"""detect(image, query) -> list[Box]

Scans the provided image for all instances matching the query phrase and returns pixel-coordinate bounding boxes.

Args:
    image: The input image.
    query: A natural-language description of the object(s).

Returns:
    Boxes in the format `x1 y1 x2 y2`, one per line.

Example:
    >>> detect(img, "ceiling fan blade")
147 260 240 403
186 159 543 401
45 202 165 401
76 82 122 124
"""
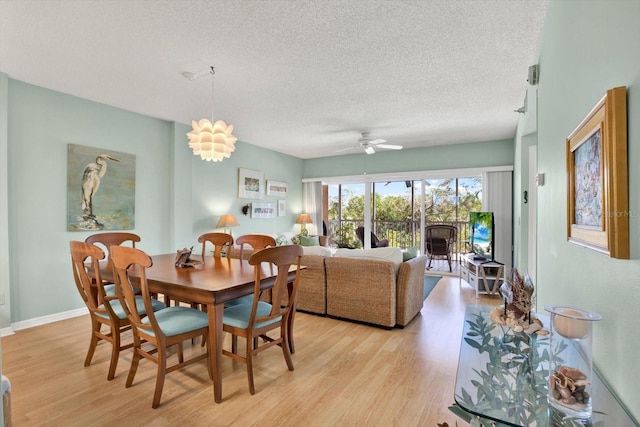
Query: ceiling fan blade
364 146 376 155
368 138 387 145
376 144 403 150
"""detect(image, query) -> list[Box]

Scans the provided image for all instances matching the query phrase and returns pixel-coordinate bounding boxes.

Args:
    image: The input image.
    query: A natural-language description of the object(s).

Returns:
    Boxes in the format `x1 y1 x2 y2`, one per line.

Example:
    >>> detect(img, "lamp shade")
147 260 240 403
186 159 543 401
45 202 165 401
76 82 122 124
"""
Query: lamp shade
216 214 240 228
296 214 312 225
187 119 237 162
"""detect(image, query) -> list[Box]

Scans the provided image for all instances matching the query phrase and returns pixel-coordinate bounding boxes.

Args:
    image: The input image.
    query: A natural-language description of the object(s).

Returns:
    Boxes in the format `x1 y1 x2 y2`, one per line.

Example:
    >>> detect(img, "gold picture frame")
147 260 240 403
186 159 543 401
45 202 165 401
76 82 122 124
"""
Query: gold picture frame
566 86 628 258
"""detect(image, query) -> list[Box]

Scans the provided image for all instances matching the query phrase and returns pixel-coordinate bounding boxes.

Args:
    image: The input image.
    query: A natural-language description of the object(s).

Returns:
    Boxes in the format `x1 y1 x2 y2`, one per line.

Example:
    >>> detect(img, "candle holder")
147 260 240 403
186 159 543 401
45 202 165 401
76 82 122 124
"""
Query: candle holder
545 305 602 418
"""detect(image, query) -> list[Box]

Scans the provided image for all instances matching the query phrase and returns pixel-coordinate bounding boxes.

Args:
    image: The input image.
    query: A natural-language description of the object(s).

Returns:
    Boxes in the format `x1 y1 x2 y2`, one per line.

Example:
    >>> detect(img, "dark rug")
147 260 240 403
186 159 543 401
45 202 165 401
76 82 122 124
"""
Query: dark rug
423 275 442 300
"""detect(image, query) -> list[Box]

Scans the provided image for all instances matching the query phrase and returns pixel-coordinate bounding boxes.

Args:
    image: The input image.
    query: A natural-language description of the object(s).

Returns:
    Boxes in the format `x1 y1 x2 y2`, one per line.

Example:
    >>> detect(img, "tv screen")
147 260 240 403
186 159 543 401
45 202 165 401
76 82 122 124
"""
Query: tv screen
469 211 494 260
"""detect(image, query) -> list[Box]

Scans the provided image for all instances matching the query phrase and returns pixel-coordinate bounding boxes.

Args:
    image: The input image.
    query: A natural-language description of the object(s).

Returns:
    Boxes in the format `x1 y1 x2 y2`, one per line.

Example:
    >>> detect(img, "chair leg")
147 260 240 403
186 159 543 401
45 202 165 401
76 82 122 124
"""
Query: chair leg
231 335 238 354
107 326 120 380
126 346 142 388
282 324 295 371
246 338 255 395
177 342 184 364
287 309 296 354
152 347 167 409
85 319 101 367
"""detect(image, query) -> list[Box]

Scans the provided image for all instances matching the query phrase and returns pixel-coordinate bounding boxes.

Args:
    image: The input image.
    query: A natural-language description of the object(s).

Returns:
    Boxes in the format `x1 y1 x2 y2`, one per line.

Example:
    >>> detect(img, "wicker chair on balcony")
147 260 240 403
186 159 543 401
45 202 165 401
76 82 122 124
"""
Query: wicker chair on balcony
356 226 389 248
425 224 457 272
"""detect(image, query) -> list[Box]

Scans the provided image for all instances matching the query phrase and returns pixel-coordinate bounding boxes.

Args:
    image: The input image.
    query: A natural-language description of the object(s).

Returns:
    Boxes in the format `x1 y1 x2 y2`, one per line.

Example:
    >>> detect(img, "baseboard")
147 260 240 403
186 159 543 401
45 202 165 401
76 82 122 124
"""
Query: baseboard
0 307 88 337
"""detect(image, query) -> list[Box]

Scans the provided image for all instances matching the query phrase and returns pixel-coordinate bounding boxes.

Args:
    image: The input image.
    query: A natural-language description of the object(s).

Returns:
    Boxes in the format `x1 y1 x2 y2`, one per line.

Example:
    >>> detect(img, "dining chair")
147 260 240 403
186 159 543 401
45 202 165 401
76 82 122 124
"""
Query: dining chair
222 244 303 395
198 232 233 259
85 232 141 296
226 234 278 308
109 245 210 409
70 241 165 381
235 234 276 260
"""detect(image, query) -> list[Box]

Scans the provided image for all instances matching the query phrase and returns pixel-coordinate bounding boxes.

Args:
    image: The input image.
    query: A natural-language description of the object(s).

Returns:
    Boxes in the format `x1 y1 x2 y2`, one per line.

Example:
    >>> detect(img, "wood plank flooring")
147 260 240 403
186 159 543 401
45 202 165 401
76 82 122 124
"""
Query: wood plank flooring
1 277 501 427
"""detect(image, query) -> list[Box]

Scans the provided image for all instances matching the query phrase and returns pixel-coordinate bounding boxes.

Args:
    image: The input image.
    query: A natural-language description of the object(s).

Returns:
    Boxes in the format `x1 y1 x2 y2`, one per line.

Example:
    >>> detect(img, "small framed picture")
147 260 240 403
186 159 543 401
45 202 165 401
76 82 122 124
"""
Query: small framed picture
238 168 264 199
266 180 287 197
251 202 276 219
278 199 286 216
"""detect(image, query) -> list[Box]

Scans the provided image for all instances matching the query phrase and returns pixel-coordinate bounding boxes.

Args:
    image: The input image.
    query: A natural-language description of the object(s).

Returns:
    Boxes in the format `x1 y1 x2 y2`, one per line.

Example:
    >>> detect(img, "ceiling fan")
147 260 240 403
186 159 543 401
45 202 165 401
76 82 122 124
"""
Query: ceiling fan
337 132 403 155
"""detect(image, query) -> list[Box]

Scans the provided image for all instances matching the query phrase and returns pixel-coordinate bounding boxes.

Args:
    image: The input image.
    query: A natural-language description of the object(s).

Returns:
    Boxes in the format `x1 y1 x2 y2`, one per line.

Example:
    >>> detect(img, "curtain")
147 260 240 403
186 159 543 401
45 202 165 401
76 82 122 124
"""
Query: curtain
303 181 322 236
482 171 513 277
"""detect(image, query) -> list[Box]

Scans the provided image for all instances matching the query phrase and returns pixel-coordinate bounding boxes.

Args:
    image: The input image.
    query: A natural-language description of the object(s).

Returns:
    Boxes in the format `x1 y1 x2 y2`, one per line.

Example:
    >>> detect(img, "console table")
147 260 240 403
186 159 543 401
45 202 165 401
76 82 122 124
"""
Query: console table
454 304 637 426
459 253 505 297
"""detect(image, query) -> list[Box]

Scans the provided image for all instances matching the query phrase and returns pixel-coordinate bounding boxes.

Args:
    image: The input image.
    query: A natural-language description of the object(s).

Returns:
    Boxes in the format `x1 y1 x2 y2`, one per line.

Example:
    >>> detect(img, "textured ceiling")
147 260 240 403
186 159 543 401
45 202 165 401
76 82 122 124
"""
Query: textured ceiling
0 0 548 159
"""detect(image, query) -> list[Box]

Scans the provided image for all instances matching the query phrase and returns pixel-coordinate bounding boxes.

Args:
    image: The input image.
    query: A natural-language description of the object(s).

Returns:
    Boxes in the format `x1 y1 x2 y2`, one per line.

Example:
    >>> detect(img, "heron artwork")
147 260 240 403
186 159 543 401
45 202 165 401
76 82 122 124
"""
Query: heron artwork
82 154 120 218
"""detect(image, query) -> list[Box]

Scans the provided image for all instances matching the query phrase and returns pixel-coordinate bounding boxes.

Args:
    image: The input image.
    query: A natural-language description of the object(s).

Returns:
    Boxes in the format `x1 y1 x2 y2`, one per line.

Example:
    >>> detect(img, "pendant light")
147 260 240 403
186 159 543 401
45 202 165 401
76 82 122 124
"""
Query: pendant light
186 66 237 162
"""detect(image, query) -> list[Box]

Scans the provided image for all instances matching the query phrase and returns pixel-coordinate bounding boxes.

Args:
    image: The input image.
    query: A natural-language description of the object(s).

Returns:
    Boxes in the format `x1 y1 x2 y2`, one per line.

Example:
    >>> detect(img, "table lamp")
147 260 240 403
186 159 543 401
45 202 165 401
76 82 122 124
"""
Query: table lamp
216 214 239 236
296 213 312 235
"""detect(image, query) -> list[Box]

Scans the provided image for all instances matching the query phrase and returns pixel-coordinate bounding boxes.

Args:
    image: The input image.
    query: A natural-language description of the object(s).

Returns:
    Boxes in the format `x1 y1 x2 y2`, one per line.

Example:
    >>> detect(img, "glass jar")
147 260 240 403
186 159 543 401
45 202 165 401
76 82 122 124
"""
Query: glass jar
545 305 602 419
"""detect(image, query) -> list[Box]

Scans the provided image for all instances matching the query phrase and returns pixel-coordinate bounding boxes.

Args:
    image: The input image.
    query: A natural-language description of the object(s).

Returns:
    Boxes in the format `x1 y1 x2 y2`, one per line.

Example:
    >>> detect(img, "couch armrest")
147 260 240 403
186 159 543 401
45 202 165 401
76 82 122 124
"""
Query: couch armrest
396 255 428 326
295 255 327 314
325 257 396 328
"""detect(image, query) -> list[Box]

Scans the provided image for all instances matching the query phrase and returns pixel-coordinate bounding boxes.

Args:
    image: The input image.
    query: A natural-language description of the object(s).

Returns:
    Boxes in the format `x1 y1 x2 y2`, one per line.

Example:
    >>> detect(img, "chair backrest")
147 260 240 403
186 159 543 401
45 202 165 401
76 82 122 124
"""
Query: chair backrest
198 232 233 259
236 234 276 260
110 245 156 338
248 245 303 326
85 232 141 257
70 240 106 313
425 225 457 253
356 226 385 248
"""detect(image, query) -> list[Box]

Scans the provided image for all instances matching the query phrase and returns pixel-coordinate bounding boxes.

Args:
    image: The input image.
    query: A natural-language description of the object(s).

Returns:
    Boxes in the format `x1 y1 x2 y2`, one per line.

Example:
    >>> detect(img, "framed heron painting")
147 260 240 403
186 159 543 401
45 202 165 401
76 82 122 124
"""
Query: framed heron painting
67 144 136 231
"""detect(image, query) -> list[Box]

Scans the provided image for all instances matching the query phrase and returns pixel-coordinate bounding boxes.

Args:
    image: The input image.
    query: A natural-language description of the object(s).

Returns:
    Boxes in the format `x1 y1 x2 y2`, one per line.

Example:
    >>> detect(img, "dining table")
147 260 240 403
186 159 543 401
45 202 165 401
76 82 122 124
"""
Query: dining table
95 252 298 403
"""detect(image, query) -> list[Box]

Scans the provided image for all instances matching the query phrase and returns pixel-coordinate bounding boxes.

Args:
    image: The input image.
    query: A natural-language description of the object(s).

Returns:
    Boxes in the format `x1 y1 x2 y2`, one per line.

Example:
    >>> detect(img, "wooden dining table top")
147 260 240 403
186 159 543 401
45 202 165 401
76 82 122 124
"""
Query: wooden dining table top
97 253 287 305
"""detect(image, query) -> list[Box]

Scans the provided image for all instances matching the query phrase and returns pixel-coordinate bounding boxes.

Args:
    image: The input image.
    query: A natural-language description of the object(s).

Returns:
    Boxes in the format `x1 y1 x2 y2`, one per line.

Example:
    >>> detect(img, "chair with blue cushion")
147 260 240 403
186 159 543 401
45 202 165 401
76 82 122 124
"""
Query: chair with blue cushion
70 241 165 381
85 232 141 296
110 245 210 409
222 244 303 395
227 234 277 308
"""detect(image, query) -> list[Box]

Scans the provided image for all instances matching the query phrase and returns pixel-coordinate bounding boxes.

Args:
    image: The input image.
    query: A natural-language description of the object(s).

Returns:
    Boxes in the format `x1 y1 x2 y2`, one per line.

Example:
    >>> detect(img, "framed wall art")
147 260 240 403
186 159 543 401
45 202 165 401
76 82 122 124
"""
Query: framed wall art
251 202 276 219
67 144 136 231
566 86 628 259
278 199 286 217
238 168 264 199
266 180 288 197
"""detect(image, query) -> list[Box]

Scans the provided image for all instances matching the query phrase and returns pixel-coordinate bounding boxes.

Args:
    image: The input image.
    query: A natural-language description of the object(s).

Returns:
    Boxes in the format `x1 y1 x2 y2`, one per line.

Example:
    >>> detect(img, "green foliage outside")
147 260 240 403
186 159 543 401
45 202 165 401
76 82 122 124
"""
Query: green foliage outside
328 178 482 248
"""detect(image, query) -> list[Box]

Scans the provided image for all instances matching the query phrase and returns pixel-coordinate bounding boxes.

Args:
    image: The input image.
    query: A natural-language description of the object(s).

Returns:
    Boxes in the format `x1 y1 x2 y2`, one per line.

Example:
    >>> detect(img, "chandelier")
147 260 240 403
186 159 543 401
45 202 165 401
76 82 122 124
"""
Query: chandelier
185 67 237 162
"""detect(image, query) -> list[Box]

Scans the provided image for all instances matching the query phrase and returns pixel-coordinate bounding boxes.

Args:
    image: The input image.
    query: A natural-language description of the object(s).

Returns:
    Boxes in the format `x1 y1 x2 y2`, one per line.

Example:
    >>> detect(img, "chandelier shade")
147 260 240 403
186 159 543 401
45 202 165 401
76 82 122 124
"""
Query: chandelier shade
185 66 237 162
187 119 237 162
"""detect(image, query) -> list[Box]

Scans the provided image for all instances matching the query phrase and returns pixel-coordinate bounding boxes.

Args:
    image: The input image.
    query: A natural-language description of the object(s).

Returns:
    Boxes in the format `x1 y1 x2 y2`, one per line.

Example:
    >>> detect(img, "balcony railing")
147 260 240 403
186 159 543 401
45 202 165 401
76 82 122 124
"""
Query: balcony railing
328 219 471 258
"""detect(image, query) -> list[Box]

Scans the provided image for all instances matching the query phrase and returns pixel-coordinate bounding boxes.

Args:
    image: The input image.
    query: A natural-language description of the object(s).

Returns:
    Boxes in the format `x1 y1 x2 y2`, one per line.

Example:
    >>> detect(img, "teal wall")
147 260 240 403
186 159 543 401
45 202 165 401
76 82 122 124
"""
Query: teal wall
0 77 303 325
302 139 514 179
534 0 640 418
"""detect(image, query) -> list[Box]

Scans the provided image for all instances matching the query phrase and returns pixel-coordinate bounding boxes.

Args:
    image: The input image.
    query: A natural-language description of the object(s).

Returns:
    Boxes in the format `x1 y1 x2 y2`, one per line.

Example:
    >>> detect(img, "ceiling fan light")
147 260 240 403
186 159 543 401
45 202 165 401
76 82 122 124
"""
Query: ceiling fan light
364 146 375 155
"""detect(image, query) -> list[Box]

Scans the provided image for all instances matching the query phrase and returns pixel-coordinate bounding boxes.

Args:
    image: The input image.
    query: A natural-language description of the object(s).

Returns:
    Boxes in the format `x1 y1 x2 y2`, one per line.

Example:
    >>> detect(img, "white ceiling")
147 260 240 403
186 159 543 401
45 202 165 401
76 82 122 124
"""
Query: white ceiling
0 0 548 159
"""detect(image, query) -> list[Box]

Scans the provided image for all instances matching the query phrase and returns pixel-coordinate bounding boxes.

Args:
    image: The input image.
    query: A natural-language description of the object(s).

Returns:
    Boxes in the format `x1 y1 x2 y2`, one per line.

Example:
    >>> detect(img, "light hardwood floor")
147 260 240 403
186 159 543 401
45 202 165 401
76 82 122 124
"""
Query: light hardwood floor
2 277 500 427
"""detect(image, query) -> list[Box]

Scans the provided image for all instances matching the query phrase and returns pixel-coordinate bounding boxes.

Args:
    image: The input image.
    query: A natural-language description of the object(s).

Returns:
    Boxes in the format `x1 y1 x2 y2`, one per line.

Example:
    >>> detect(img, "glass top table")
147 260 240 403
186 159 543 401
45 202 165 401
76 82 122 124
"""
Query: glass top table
454 304 637 426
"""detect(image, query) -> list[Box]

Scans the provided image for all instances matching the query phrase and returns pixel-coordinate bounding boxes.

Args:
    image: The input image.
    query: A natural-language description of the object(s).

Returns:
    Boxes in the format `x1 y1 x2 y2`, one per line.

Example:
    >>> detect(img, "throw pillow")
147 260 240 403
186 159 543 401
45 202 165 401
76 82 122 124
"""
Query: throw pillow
299 235 320 246
275 233 293 246
402 247 419 262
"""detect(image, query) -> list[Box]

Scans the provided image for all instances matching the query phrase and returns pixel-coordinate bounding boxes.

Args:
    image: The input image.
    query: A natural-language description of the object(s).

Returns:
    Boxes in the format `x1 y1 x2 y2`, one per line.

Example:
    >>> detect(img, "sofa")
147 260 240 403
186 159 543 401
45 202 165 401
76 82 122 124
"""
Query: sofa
227 236 428 328
288 247 427 328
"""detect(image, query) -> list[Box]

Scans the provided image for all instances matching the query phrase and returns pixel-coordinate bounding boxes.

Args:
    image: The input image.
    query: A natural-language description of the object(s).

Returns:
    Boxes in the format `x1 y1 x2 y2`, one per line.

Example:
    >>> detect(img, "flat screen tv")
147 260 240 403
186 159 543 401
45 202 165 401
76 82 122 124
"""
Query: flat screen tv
469 211 494 261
